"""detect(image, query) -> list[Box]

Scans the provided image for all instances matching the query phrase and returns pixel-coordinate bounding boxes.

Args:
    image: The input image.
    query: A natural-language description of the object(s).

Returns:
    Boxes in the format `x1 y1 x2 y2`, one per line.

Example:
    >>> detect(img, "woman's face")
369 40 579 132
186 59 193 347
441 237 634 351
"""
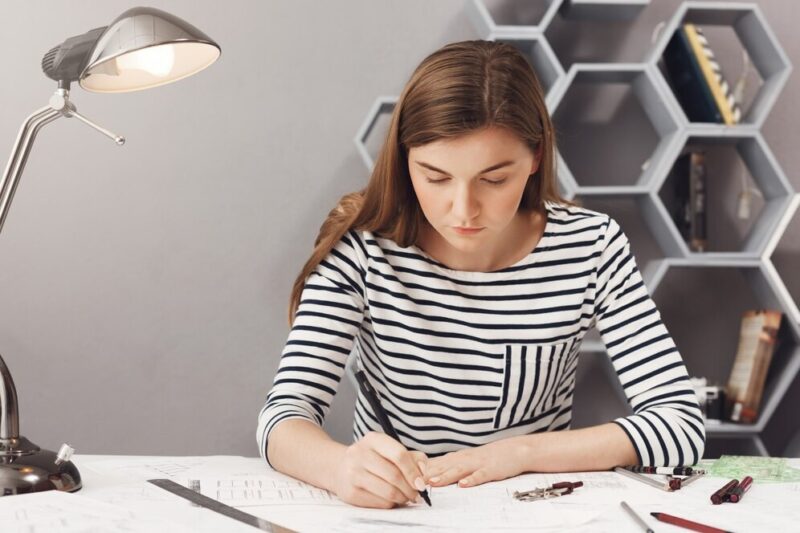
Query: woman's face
407 126 540 257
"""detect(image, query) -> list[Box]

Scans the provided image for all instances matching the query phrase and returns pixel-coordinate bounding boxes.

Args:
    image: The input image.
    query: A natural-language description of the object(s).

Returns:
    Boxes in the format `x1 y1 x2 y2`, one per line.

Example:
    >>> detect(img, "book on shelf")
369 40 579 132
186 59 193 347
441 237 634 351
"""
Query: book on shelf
670 151 707 252
662 23 741 125
726 309 783 424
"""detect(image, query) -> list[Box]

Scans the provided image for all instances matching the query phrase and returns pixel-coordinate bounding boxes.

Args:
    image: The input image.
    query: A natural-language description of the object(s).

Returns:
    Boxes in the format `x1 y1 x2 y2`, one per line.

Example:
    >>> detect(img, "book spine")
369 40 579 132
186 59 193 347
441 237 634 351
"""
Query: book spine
662 25 722 123
739 313 782 423
688 151 707 252
728 310 782 424
684 24 741 125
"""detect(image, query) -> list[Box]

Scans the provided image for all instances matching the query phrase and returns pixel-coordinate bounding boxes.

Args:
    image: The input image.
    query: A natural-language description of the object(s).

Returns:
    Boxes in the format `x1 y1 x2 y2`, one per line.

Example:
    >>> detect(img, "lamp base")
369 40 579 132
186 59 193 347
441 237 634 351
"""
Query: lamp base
0 436 81 496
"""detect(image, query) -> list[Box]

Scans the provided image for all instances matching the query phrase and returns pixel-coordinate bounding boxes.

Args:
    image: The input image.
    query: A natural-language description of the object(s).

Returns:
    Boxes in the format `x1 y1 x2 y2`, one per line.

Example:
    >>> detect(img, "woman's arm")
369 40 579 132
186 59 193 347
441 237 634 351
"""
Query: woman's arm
424 422 636 487
515 422 637 472
268 418 347 492
593 217 705 466
258 232 368 464
259 232 427 508
269 419 429 508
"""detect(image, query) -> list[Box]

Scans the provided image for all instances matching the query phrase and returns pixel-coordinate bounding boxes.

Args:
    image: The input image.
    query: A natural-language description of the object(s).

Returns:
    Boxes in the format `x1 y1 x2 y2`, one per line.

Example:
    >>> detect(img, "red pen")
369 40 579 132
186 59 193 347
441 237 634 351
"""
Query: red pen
710 479 738 504
650 512 733 533
728 476 753 503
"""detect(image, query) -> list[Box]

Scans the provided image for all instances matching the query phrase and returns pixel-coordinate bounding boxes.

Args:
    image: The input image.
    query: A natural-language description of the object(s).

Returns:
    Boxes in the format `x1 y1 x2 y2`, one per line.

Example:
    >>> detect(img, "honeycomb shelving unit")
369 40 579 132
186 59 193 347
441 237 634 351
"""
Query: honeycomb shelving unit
353 0 799 458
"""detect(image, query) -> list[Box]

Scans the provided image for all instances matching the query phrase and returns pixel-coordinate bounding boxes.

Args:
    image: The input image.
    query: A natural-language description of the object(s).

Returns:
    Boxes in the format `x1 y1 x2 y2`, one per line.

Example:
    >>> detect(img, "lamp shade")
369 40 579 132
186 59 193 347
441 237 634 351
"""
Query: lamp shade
79 7 220 93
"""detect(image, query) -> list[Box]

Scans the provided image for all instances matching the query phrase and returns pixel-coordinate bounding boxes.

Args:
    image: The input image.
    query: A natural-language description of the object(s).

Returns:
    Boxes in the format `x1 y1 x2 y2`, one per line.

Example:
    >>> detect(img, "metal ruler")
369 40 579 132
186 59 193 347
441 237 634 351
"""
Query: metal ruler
148 478 296 533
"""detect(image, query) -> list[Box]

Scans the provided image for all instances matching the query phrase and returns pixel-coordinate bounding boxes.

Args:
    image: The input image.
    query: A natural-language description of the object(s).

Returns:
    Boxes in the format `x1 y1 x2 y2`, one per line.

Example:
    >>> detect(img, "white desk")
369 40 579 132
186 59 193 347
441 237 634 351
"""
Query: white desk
1 455 798 532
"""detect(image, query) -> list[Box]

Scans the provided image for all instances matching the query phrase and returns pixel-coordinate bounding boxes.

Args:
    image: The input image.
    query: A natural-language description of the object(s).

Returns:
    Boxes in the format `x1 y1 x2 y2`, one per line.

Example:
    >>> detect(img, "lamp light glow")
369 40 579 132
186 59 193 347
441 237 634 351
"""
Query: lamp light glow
116 44 176 77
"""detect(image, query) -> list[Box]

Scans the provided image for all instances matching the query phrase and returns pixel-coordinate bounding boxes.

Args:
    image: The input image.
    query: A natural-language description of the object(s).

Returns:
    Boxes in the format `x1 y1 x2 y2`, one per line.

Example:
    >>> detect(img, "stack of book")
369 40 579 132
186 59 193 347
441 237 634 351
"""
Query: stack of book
662 23 741 124
726 310 783 424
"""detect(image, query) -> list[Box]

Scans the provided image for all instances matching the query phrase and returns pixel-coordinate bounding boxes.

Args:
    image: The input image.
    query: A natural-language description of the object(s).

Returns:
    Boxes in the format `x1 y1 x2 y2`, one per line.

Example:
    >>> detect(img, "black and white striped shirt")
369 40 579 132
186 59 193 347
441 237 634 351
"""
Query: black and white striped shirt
258 202 705 467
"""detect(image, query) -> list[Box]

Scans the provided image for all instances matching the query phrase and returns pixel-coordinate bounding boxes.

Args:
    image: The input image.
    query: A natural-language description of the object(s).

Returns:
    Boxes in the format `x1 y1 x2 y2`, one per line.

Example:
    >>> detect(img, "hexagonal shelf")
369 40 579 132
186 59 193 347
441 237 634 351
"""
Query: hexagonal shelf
652 130 794 258
648 258 800 437
560 0 649 21
764 194 800 326
354 95 396 170
467 0 564 38
762 358 800 455
648 1 791 127
495 36 565 98
550 63 684 190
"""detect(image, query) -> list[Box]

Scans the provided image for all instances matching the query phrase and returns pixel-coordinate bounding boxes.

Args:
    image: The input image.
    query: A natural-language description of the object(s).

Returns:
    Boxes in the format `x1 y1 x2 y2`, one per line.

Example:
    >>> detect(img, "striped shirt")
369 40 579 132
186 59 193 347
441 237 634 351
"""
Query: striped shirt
258 202 706 467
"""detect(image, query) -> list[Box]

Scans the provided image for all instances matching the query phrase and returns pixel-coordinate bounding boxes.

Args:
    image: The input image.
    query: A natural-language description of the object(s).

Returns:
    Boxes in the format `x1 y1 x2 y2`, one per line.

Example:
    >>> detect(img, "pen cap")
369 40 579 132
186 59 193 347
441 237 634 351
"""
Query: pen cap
729 476 754 502
710 479 738 504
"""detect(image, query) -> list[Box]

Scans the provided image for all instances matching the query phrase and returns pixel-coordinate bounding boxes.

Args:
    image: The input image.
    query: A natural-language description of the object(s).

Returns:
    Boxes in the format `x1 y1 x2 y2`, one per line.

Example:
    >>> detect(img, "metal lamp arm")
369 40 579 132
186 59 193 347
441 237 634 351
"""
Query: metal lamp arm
0 89 124 441
0 105 62 235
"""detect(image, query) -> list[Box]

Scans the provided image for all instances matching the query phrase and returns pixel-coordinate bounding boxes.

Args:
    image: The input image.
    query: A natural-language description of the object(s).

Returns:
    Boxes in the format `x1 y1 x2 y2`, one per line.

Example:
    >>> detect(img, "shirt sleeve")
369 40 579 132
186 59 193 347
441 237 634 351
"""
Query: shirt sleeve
594 216 706 466
257 231 367 466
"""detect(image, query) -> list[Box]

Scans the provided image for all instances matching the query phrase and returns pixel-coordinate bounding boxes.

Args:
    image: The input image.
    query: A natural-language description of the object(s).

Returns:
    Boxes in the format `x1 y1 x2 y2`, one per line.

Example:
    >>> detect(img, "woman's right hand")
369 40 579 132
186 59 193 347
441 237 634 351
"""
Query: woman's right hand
332 431 428 508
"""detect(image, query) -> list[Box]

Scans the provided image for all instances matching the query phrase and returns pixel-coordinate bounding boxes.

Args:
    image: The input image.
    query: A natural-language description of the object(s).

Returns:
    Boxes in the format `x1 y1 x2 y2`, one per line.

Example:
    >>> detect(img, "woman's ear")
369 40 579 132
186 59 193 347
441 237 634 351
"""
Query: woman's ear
530 145 543 175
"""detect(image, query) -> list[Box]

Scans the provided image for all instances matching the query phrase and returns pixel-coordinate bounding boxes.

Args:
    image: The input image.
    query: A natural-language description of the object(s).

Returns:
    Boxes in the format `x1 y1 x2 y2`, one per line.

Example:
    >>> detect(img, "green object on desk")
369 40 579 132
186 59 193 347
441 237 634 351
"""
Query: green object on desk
704 455 800 483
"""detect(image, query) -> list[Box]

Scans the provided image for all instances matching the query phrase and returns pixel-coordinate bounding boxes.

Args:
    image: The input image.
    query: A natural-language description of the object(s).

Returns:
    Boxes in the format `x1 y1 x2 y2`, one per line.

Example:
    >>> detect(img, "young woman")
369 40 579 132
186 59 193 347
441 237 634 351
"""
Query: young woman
257 40 705 509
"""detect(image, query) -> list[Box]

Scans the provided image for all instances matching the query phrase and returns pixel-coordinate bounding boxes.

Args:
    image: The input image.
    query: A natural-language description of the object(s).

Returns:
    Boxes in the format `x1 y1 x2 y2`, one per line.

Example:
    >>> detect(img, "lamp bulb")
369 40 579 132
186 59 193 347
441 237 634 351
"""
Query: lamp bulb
116 45 175 77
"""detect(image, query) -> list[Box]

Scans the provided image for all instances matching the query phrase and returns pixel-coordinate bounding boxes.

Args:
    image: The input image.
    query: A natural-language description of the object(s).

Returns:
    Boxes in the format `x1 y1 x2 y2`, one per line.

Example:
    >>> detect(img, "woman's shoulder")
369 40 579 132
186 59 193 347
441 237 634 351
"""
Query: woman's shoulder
340 229 441 273
342 229 410 260
333 229 404 262
544 201 615 233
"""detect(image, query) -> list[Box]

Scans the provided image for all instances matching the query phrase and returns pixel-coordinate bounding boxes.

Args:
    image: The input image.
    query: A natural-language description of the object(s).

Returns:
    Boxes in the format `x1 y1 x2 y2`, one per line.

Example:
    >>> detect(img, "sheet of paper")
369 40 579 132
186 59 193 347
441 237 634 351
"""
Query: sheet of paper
235 468 800 532
238 472 627 532
74 456 295 532
0 490 195 533
68 456 800 532
187 475 346 507
78 455 261 482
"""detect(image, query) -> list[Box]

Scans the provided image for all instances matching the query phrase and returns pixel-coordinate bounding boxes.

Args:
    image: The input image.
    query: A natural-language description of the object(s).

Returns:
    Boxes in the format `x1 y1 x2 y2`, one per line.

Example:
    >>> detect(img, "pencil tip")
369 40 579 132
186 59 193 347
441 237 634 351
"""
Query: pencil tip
421 491 431 506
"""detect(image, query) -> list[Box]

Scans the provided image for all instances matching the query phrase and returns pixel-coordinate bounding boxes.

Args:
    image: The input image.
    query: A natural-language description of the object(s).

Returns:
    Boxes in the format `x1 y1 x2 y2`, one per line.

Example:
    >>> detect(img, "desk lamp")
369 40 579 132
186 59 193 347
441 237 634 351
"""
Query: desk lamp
0 7 220 495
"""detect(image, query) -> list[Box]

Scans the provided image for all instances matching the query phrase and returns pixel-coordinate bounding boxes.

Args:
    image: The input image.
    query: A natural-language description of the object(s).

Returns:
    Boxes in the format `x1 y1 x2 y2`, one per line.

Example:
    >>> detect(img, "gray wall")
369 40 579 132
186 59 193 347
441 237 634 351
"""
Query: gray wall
0 0 797 458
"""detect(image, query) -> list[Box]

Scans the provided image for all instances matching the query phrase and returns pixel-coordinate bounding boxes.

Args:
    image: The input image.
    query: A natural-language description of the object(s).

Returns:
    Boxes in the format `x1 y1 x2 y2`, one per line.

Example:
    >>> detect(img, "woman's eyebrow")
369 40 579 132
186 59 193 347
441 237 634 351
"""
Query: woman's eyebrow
414 160 515 176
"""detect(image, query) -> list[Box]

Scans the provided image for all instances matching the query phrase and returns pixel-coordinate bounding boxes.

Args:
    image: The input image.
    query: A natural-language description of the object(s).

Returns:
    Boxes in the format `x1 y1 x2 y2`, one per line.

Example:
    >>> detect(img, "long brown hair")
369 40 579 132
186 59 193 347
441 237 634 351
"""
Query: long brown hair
289 40 569 324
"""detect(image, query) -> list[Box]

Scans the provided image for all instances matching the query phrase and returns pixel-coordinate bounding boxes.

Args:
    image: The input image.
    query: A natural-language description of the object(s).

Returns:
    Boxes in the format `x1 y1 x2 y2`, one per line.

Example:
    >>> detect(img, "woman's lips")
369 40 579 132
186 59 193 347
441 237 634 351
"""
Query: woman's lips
452 226 484 235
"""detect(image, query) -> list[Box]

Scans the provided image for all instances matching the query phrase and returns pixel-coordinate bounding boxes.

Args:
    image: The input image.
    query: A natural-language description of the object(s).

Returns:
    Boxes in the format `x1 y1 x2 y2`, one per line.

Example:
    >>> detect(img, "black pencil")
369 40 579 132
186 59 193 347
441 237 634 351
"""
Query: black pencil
354 370 431 506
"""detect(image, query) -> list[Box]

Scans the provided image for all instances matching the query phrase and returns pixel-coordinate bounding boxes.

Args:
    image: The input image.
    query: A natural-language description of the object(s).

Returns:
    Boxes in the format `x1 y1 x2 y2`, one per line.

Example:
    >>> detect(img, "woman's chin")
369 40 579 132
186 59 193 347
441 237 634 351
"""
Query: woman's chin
444 235 489 253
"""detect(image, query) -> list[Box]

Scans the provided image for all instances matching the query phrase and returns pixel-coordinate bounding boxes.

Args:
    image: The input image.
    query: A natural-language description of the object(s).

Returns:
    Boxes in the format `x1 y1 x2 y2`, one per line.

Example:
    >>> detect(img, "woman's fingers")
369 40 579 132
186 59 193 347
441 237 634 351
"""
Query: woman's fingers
428 464 471 487
457 468 493 487
366 433 427 498
410 450 428 478
349 486 396 509
356 467 415 505
364 448 419 502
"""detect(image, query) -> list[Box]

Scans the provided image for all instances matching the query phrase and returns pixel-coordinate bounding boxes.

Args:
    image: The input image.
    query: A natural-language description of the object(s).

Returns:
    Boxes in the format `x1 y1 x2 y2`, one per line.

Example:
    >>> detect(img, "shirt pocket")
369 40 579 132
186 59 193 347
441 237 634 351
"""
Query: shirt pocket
493 338 580 430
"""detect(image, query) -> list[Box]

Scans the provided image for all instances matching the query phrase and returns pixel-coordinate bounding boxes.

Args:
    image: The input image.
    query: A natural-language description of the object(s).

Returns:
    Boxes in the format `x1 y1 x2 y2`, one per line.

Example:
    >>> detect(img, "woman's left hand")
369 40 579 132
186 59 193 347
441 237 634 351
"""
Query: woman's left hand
423 438 526 488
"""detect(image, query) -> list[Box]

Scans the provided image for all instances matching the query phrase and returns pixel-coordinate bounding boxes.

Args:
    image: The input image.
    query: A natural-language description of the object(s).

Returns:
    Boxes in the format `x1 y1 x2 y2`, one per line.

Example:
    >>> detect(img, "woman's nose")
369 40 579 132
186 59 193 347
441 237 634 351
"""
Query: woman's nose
451 184 479 222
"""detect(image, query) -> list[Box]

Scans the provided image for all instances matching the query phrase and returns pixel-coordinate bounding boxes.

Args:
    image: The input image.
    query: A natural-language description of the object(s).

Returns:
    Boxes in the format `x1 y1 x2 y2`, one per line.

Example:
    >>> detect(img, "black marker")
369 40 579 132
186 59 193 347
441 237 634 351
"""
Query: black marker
354 370 431 506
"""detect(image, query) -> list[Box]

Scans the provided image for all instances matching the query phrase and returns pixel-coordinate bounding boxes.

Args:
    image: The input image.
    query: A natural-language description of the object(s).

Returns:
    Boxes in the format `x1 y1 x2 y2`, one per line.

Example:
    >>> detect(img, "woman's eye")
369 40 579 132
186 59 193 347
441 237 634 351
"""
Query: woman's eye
483 178 507 185
425 176 449 184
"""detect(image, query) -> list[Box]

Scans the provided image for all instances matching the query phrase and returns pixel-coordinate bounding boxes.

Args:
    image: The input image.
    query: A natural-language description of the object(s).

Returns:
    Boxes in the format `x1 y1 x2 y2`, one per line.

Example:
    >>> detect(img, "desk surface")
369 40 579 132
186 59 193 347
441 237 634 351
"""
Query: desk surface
1 454 799 532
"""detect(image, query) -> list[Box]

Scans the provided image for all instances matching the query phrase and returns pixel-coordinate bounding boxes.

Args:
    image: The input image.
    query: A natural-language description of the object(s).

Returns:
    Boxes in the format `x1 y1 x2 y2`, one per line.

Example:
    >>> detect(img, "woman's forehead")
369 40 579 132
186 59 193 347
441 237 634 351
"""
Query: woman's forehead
409 127 532 162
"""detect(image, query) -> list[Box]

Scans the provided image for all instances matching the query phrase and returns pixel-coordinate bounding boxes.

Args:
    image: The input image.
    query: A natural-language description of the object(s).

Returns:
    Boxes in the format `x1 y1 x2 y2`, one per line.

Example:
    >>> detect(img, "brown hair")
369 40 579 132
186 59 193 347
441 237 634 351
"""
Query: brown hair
289 40 569 324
